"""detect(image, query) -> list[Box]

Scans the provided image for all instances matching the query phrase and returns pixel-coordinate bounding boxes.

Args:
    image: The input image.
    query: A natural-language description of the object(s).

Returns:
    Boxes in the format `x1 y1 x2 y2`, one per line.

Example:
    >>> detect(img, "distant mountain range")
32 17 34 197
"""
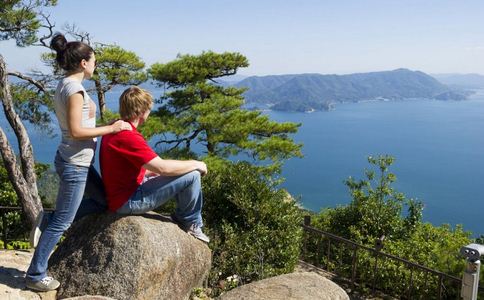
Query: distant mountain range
233 69 470 112
431 73 484 89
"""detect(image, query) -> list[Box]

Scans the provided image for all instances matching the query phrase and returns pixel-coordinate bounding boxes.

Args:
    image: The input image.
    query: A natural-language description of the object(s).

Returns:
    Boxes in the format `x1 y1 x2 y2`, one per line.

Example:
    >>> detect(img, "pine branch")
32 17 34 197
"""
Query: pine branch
7 71 47 92
155 129 202 148
34 12 55 48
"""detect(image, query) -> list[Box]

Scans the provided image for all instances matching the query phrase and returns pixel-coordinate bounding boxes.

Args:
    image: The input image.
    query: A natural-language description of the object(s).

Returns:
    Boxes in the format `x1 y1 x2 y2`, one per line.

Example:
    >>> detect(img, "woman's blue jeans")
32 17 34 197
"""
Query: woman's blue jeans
116 170 203 228
26 152 106 281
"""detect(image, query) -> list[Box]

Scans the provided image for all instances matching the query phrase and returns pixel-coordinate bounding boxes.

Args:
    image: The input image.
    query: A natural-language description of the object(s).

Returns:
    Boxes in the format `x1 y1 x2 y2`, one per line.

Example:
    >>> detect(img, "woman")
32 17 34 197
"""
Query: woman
25 33 131 291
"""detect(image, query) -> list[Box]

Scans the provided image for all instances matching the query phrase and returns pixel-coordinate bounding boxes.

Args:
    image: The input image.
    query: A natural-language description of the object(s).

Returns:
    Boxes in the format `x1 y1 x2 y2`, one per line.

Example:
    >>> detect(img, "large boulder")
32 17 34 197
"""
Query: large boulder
49 213 211 300
218 272 349 300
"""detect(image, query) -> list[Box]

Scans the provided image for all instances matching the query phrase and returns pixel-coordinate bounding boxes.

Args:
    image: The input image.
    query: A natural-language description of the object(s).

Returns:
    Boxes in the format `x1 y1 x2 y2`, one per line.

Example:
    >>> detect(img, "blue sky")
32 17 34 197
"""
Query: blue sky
2 0 484 76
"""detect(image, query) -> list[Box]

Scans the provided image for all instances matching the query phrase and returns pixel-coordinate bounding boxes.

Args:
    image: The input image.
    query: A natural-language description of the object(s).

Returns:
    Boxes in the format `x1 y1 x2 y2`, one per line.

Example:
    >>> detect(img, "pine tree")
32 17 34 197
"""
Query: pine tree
148 51 302 171
0 0 58 225
91 44 147 120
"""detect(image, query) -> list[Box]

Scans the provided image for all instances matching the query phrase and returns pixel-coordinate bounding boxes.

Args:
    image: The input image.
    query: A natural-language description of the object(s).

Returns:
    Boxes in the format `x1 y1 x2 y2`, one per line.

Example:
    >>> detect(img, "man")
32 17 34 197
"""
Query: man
100 86 209 242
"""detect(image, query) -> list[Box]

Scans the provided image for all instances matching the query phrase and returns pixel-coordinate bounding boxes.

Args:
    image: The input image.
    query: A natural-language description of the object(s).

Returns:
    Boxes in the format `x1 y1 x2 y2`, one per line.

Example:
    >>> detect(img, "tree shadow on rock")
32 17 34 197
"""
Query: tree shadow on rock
0 265 27 290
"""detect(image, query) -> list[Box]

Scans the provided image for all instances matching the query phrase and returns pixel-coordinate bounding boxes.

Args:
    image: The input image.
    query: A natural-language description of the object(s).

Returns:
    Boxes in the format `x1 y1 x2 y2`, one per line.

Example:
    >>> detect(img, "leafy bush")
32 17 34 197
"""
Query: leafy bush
202 157 302 295
1 161 28 246
303 155 474 299
315 155 424 244
1 160 55 247
0 240 30 250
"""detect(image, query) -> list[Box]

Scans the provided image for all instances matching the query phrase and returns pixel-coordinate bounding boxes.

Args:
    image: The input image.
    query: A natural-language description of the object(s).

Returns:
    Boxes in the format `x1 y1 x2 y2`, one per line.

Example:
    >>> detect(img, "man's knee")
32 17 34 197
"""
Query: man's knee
191 170 201 180
179 171 201 190
184 170 201 183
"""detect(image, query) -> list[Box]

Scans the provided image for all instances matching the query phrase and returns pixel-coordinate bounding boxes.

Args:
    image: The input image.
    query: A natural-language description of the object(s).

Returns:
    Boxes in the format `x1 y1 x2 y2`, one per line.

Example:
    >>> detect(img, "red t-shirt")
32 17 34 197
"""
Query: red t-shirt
100 123 158 212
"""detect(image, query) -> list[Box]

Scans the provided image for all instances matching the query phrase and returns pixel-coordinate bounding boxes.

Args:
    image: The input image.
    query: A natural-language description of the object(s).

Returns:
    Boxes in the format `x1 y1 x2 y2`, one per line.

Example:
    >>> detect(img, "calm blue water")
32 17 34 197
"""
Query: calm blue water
272 93 484 236
2 88 484 236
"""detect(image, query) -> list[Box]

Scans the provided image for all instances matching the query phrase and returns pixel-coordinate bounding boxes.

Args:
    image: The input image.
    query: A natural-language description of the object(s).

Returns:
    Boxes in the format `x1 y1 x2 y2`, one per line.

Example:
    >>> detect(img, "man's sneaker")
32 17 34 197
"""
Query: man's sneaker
187 223 210 243
29 211 44 248
25 276 60 292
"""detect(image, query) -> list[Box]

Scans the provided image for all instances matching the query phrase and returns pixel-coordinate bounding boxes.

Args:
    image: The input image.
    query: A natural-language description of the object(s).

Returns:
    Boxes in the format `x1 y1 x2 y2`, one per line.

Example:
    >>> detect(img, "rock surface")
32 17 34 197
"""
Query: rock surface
0 250 56 300
218 272 349 300
63 296 116 300
49 213 211 300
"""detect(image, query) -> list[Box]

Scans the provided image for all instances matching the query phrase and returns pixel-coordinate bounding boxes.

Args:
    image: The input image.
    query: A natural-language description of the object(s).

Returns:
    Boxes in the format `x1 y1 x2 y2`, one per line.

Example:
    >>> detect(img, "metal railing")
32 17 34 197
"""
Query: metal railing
301 215 484 300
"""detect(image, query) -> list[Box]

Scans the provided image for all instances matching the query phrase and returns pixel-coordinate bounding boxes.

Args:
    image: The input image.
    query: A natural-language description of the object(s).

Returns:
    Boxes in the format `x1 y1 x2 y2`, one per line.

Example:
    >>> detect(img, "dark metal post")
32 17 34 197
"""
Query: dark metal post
304 215 311 226
302 216 311 260
317 237 323 267
408 267 414 299
437 274 443 300
372 236 385 295
2 211 7 249
372 251 378 295
351 246 358 290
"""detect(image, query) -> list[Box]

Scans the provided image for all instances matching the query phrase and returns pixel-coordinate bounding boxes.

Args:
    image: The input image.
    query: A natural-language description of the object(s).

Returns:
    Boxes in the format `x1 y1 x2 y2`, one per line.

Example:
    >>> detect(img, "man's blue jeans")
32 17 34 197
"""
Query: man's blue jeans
116 171 203 228
26 152 106 282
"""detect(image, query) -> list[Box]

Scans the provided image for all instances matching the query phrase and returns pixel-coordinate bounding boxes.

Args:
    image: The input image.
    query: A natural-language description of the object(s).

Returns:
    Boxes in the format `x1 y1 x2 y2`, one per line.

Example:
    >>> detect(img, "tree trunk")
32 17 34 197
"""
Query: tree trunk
206 131 216 155
0 54 42 226
94 79 106 121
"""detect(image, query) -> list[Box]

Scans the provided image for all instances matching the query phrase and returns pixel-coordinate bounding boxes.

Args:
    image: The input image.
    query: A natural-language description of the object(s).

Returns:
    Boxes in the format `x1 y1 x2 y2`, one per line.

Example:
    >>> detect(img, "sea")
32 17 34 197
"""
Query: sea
2 87 484 236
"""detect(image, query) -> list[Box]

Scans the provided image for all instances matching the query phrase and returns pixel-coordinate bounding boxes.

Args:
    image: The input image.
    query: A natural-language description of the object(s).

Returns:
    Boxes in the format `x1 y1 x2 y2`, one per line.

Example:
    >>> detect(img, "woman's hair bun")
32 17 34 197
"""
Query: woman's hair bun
49 33 94 72
50 33 67 53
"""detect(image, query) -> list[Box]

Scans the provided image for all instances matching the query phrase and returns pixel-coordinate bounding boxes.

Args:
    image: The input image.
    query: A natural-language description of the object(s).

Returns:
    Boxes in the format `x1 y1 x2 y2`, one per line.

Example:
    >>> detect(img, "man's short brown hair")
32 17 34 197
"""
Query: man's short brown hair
119 86 153 121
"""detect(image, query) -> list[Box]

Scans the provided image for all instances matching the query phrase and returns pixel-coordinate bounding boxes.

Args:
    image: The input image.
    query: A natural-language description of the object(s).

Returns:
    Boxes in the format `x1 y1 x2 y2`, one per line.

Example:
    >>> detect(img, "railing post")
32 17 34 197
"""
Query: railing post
372 236 385 295
408 267 414 299
372 251 378 295
317 236 323 267
304 215 311 226
437 273 443 300
1 210 8 249
351 246 358 290
302 215 311 261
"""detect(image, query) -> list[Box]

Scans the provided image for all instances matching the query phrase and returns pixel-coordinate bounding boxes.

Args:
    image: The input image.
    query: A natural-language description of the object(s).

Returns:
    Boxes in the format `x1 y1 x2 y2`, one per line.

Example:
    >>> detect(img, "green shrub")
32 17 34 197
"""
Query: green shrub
303 155 474 299
202 158 302 295
1 160 56 247
0 240 30 250
1 161 29 245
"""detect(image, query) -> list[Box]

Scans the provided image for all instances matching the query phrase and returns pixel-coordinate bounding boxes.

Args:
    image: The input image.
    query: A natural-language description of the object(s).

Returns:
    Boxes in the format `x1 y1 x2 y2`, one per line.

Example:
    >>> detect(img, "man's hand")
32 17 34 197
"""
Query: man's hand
195 161 208 176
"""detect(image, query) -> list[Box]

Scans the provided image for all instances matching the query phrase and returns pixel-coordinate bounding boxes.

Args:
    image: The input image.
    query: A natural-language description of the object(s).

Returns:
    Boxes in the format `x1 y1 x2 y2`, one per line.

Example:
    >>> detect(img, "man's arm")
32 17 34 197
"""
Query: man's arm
143 157 207 177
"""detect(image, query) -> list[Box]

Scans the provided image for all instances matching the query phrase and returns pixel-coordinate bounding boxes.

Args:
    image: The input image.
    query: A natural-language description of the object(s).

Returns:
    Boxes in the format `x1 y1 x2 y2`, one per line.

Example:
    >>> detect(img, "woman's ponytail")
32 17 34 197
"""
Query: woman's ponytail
49 33 94 72
50 33 68 69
